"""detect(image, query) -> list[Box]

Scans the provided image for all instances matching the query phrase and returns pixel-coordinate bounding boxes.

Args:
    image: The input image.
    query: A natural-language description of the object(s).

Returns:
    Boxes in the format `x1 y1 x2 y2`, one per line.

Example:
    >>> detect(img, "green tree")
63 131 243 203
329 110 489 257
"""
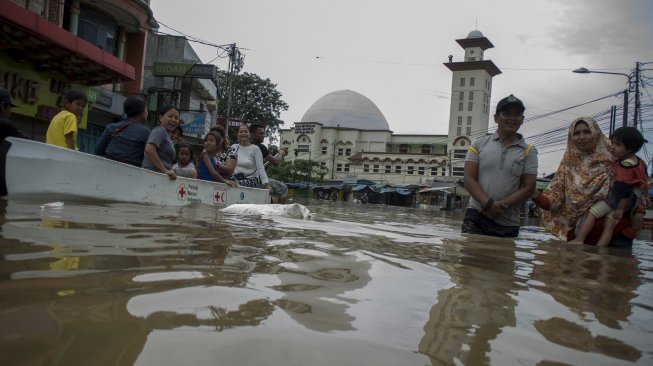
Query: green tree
268 160 323 183
217 71 289 142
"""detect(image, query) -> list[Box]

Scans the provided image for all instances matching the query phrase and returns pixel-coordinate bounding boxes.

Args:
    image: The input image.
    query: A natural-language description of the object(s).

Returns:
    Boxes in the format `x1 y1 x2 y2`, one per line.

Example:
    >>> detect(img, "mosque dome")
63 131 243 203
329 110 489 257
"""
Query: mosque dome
300 90 390 130
467 30 484 38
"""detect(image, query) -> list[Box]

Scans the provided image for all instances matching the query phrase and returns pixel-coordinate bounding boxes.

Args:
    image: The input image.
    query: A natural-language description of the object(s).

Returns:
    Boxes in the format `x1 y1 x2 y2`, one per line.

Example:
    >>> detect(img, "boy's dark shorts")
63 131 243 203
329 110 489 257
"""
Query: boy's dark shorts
461 208 519 238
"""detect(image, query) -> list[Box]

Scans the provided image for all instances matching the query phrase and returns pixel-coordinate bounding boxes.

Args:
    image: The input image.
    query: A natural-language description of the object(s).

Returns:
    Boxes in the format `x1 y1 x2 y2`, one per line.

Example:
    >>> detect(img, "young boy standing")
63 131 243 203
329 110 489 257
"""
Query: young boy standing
570 127 649 246
46 90 87 150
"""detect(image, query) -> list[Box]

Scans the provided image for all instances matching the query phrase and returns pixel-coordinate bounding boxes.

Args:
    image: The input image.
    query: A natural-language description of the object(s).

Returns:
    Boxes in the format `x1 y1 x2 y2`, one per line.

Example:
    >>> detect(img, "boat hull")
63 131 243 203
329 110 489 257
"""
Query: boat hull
0 137 270 206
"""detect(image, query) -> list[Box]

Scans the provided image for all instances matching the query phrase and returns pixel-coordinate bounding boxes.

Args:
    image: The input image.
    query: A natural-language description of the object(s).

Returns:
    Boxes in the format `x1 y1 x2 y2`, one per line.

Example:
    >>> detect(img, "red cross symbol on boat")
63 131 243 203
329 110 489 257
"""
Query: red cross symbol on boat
177 184 186 200
213 190 225 203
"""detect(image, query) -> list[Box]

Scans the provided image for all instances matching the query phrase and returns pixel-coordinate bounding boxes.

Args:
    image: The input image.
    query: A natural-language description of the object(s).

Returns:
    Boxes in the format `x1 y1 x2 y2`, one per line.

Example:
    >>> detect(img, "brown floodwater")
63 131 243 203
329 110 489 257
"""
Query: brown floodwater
0 198 651 366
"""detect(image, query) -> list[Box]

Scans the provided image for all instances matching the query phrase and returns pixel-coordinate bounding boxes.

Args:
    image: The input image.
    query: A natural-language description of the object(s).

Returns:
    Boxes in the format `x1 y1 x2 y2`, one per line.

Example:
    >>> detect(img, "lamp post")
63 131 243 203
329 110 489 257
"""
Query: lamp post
573 67 632 127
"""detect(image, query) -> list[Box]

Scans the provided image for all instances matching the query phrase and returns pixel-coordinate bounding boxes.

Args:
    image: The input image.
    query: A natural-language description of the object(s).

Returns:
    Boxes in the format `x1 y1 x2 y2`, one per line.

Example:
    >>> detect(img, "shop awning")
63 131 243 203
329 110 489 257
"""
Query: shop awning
418 186 470 197
0 0 135 85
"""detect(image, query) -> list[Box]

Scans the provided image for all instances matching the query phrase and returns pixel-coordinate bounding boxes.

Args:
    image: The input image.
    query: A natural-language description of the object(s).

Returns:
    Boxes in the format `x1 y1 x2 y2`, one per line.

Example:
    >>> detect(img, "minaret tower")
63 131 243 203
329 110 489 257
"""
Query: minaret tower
444 30 501 177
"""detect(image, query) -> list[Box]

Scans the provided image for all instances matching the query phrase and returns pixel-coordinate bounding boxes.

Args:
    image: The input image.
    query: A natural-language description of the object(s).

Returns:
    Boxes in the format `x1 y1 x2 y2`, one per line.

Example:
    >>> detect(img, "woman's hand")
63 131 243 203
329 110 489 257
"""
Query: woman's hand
225 179 237 187
165 170 177 180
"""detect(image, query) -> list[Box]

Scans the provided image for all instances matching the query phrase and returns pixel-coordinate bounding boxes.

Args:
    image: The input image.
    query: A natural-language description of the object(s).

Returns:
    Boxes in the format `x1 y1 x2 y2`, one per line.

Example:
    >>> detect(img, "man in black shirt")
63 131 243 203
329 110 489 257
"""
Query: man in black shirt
250 123 289 202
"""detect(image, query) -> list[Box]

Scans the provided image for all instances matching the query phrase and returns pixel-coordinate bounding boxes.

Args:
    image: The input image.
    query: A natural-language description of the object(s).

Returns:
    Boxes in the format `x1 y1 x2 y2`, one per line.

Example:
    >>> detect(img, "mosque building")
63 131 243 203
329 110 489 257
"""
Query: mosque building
278 30 502 186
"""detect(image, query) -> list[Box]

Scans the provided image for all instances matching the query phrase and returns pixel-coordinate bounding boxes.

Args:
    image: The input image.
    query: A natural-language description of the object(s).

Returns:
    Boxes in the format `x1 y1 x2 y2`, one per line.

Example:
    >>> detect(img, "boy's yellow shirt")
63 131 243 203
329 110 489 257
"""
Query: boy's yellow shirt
46 110 78 150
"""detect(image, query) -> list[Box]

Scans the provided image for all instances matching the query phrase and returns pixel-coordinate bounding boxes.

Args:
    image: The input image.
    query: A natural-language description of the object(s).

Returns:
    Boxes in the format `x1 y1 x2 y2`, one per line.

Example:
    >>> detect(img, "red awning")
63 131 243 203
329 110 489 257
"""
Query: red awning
0 0 135 85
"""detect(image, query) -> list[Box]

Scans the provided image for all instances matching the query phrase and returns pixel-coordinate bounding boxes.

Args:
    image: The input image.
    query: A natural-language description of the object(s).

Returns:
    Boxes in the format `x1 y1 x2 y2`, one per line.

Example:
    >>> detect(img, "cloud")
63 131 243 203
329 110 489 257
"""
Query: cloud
548 1 653 63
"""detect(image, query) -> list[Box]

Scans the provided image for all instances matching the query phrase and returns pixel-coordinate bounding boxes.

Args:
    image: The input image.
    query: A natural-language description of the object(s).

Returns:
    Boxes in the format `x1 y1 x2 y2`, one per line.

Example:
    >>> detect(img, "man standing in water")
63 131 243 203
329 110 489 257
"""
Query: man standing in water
250 123 289 202
462 94 538 237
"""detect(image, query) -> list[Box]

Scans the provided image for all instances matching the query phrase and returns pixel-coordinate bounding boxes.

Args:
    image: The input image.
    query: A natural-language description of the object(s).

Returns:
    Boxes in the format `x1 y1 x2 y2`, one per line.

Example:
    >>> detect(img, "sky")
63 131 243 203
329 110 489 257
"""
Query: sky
149 0 653 175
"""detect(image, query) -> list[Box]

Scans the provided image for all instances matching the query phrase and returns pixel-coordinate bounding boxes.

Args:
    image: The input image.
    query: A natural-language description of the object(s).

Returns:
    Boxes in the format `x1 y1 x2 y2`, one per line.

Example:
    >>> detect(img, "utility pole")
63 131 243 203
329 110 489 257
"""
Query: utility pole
634 61 640 128
225 43 244 141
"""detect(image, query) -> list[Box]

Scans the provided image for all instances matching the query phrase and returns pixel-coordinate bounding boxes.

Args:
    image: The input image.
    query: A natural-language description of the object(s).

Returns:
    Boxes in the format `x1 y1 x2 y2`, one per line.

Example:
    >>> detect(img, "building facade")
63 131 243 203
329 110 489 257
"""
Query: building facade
279 30 500 185
143 33 218 142
444 30 501 177
0 0 155 150
279 90 448 186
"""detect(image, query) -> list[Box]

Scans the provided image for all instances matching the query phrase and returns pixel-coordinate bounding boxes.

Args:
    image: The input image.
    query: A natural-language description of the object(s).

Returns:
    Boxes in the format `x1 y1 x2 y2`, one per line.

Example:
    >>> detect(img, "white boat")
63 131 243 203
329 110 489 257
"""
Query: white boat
0 137 270 206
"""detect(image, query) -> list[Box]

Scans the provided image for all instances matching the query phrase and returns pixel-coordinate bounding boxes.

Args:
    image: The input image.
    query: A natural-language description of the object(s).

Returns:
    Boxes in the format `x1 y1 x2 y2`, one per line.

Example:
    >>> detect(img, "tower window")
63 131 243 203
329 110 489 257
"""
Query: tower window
459 92 464 100
467 116 472 124
470 77 475 86
460 78 465 87
399 144 409 153
468 102 473 111
457 116 462 124
469 91 474 100
458 102 463 111
457 127 462 135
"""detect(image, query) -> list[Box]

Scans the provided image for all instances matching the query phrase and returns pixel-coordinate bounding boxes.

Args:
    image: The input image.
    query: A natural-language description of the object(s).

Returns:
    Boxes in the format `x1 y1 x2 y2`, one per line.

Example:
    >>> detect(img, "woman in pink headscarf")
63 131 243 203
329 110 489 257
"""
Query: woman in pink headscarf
534 117 638 246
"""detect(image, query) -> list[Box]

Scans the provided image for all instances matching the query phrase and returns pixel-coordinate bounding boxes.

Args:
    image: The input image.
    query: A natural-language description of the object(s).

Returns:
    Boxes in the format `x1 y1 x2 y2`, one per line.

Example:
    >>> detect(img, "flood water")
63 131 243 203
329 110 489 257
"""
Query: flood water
0 198 652 366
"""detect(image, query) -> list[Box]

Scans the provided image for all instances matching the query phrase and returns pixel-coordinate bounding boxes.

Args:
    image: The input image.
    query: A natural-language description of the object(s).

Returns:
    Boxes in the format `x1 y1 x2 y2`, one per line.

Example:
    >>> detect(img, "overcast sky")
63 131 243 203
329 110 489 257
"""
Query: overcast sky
150 0 653 174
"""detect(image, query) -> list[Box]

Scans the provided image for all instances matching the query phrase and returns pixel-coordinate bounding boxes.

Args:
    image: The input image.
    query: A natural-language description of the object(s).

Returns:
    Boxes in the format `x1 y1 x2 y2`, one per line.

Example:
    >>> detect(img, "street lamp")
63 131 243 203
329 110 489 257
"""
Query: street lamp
573 67 632 127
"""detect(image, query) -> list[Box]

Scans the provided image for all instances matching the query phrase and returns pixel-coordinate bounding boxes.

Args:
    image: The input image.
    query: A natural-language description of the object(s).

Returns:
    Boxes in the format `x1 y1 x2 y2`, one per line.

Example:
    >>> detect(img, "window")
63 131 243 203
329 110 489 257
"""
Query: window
467 116 472 124
407 166 415 175
469 91 474 100
457 116 462 124
399 144 409 153
457 127 462 135
363 164 370 172
453 149 467 159
470 77 475 86
395 165 402 174
466 126 471 135
468 102 473 111
344 164 350 172
459 92 464 100
440 167 446 176
430 167 438 175
461 141 466 146
320 162 326 168
373 165 380 173
418 167 425 175
458 102 463 111
421 145 431 154
321 146 327 155
452 167 465 177
337 148 344 156
460 77 465 87
345 148 351 155
385 165 391 173
485 80 488 89
336 164 343 172
78 5 119 55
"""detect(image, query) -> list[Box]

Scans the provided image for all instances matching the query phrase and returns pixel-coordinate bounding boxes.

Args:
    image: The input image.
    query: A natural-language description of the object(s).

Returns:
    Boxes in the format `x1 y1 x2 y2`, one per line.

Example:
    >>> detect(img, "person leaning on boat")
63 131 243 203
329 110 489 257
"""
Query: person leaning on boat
142 105 179 180
462 94 538 238
94 97 150 166
0 87 27 141
231 124 272 191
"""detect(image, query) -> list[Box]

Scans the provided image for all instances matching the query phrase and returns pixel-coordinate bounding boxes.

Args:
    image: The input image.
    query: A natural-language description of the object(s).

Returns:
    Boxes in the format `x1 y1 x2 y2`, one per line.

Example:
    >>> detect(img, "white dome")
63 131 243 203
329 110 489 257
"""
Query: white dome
467 30 484 38
300 90 389 130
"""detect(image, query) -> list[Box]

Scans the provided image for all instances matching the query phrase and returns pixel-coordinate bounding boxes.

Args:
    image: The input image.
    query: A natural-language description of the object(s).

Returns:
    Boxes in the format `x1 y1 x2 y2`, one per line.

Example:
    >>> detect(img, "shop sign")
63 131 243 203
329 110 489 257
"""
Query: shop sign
153 62 217 79
297 145 310 152
0 55 97 128
295 123 315 134
152 62 193 77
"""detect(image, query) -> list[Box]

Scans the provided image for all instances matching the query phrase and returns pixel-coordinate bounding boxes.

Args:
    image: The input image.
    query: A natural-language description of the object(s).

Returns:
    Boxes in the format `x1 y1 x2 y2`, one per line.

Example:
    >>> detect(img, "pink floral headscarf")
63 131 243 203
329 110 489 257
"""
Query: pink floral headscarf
540 117 613 240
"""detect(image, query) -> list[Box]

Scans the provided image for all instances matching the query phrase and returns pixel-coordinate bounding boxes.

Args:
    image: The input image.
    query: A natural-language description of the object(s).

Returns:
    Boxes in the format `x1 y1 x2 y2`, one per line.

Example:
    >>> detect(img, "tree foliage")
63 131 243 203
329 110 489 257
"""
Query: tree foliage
217 71 289 142
267 159 324 183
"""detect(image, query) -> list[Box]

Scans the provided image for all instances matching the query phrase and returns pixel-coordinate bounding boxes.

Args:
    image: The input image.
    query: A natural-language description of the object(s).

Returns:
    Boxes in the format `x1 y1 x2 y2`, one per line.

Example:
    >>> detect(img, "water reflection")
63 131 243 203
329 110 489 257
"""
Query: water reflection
0 198 651 365
530 245 642 362
418 236 520 365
